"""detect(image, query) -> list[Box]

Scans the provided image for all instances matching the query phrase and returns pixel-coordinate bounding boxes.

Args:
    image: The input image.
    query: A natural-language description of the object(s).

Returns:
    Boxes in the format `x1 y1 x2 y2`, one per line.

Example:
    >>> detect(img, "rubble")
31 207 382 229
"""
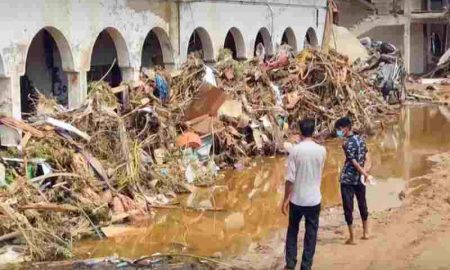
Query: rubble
406 48 450 105
422 47 450 78
357 37 407 104
0 46 394 262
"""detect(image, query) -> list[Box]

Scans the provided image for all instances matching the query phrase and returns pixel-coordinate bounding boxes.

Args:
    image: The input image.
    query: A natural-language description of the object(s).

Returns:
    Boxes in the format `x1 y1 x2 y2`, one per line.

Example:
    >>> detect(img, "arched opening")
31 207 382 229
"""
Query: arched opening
88 28 130 87
141 27 174 69
187 27 214 62
254 27 273 57
20 28 74 114
224 27 246 60
281 27 298 52
304 27 319 48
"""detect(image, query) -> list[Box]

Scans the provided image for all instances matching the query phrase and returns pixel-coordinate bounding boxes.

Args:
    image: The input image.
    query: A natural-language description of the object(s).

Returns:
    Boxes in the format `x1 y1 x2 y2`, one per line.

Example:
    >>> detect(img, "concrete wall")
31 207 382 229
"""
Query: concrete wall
410 23 426 74
179 0 326 61
363 25 405 54
0 0 326 120
335 0 373 28
410 0 425 11
0 77 11 117
0 0 179 118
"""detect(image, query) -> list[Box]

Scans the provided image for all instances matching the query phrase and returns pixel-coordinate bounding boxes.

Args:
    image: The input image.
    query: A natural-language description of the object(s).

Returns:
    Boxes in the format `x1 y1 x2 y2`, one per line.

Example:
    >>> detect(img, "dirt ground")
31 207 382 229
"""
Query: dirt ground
229 152 450 270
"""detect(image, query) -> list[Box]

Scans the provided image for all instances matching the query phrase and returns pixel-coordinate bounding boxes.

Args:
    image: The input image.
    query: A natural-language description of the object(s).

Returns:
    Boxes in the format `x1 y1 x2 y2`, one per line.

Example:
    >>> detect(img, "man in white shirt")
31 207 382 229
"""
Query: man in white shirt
282 119 327 270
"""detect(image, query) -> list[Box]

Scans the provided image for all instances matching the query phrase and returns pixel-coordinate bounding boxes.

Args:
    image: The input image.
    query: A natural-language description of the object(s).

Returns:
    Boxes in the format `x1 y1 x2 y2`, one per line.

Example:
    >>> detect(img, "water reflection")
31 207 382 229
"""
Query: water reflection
75 105 450 260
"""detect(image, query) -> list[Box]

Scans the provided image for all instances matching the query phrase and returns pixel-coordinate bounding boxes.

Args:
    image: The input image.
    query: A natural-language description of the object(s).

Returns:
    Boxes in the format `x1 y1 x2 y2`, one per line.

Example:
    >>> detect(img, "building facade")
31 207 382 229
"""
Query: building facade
337 0 449 75
0 0 327 120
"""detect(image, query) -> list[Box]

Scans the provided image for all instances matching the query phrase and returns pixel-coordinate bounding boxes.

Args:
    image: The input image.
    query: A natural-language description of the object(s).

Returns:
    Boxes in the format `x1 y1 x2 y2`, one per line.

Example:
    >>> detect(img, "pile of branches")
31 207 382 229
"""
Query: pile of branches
0 81 204 261
205 48 393 164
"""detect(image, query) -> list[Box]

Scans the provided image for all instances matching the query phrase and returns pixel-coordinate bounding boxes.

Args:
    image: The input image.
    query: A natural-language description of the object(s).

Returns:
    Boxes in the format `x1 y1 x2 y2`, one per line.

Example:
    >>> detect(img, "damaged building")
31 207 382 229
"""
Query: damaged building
0 0 327 120
336 0 450 74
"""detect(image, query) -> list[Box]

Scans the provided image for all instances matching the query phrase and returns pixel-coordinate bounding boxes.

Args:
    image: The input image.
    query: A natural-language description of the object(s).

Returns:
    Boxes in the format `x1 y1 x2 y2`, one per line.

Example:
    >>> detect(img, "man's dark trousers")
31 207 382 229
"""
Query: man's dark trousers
285 202 321 270
340 183 368 225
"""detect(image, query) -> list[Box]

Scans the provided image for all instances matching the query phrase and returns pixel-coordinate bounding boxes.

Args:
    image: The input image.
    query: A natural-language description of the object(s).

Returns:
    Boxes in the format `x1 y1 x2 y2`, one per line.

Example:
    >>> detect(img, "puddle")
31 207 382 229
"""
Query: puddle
74 105 450 260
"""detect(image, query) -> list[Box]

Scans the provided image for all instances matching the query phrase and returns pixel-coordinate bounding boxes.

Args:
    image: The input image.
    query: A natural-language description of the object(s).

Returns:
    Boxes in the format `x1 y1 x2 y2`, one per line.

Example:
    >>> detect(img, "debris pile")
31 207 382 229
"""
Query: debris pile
0 47 393 261
422 47 450 78
405 47 450 105
404 77 450 105
358 37 406 104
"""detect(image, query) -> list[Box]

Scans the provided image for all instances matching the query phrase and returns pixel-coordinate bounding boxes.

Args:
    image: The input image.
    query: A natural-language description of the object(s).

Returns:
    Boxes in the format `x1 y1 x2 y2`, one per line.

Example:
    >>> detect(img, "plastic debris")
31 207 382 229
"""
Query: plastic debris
155 74 169 102
45 117 91 141
176 132 202 149
185 164 195 183
203 65 217 86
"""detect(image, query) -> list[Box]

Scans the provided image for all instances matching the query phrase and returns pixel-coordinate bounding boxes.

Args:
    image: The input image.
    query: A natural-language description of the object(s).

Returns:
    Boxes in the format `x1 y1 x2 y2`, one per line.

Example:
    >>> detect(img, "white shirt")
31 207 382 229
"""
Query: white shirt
285 140 326 206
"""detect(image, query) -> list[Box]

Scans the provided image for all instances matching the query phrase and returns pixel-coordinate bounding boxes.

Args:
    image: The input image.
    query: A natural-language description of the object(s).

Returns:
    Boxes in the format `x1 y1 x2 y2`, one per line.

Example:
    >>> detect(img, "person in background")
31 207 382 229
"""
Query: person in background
282 119 327 270
431 32 442 58
334 117 372 245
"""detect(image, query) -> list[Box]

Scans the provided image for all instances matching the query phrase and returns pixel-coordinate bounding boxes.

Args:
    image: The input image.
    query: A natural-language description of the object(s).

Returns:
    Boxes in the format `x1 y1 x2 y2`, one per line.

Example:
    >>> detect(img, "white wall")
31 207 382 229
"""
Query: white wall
0 0 178 117
179 1 327 60
0 0 326 119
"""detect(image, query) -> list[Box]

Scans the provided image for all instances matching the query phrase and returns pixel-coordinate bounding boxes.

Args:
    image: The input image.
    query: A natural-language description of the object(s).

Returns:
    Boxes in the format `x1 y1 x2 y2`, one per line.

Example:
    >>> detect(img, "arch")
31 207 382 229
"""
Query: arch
305 27 319 48
224 27 246 60
254 27 274 57
281 27 298 52
141 27 174 69
88 27 131 69
44 27 75 72
89 27 131 87
187 27 214 62
20 28 74 113
21 27 75 74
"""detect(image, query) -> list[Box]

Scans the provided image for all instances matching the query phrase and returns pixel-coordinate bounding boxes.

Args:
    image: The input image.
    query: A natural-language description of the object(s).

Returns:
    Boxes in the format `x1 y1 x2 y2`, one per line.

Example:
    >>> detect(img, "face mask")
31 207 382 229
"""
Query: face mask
336 130 345 138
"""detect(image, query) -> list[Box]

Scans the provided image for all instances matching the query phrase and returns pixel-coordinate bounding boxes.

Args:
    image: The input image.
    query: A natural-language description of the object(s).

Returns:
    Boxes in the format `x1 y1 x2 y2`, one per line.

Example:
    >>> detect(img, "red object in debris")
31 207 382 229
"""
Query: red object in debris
184 83 227 121
266 51 290 71
176 132 202 149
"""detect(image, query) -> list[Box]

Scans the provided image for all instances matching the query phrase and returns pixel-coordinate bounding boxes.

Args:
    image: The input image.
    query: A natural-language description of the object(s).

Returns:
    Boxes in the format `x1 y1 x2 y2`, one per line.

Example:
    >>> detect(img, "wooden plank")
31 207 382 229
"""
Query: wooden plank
18 203 79 213
0 117 44 138
111 81 144 94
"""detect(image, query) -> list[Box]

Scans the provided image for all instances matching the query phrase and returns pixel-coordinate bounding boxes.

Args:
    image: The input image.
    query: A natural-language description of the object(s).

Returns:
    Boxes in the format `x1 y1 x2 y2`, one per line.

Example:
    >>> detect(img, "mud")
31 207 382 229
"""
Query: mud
72 105 450 265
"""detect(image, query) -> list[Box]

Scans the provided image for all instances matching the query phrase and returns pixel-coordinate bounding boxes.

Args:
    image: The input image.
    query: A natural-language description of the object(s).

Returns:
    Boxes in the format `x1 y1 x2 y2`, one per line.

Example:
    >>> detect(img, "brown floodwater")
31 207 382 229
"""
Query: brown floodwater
74 105 450 260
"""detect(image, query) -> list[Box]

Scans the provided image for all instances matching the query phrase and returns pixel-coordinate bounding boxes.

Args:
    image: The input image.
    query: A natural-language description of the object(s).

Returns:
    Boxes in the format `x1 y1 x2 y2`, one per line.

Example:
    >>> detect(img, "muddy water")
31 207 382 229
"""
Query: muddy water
74 105 450 260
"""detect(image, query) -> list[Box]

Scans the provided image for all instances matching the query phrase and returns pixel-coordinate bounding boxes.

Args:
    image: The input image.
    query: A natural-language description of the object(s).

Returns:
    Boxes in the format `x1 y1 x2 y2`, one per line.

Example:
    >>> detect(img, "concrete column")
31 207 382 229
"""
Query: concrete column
404 0 412 15
67 71 86 109
0 75 21 146
119 67 139 109
0 76 12 117
403 0 412 73
164 62 176 72
10 73 22 120
121 66 139 82
404 22 411 73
